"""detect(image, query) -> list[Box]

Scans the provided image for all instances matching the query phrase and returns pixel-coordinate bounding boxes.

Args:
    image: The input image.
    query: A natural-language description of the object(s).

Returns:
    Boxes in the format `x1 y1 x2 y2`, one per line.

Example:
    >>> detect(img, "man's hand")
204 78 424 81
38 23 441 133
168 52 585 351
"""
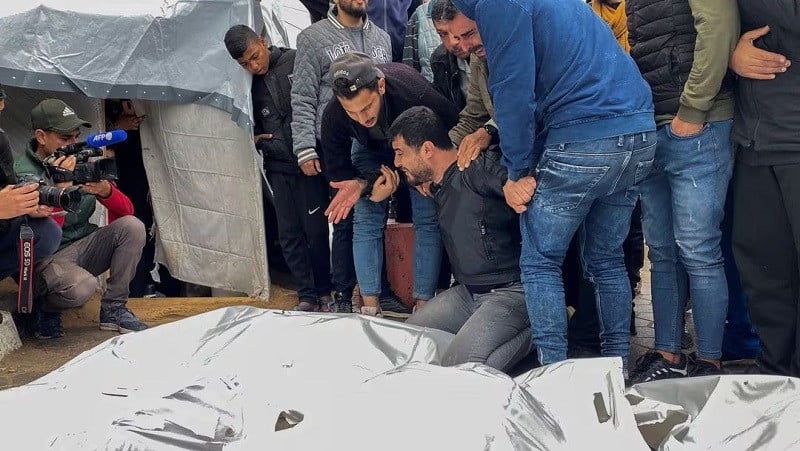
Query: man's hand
253 133 273 145
300 158 321 176
80 181 112 198
27 205 54 218
50 155 77 188
670 116 704 137
730 26 791 80
369 165 399 202
415 181 433 198
413 299 427 313
457 128 491 171
326 179 367 223
503 176 536 213
113 114 144 131
0 184 40 219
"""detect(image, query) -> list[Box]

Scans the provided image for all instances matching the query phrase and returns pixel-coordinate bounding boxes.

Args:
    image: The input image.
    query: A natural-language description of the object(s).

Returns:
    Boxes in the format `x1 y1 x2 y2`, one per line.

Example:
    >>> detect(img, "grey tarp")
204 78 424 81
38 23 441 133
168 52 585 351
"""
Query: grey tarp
0 307 797 449
0 0 290 297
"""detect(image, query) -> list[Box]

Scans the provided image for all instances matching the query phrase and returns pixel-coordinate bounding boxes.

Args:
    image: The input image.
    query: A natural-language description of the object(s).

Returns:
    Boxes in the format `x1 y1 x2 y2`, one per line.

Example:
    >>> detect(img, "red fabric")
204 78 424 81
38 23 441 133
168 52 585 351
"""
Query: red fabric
98 183 134 222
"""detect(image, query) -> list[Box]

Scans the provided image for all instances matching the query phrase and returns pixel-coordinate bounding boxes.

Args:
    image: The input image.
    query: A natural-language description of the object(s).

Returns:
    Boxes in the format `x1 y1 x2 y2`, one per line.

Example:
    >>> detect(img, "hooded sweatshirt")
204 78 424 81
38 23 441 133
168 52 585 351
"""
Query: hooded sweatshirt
452 0 654 181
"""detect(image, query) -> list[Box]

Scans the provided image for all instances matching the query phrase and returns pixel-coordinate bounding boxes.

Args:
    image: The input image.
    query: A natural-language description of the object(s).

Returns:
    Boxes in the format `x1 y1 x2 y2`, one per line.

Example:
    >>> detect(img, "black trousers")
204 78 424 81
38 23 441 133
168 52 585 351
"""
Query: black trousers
732 160 800 376
267 171 332 301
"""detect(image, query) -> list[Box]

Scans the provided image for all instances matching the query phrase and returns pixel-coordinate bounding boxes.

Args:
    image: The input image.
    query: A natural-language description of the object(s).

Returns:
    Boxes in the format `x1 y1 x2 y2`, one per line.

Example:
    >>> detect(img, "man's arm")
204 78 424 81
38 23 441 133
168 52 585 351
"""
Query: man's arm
449 59 492 146
89 182 134 223
320 102 360 182
465 151 508 200
676 0 740 125
290 31 324 166
476 1 537 181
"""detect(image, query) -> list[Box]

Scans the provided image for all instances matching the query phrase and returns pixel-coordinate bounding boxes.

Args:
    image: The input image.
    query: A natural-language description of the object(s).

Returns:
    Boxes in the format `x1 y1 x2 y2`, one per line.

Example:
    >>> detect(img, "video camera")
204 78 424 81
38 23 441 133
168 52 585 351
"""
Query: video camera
49 130 127 184
14 174 82 213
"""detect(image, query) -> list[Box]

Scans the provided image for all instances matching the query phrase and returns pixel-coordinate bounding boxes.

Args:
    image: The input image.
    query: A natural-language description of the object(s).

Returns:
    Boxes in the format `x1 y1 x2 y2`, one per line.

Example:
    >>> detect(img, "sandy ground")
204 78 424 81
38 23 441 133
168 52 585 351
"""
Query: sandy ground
0 274 301 389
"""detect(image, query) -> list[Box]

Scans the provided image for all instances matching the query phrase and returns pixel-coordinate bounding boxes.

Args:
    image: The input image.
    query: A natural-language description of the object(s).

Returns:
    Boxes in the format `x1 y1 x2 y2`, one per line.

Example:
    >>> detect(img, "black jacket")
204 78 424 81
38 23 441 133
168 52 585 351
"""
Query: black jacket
430 44 467 112
626 0 697 116
0 129 17 234
252 46 299 174
321 62 459 182
433 150 520 291
734 0 800 164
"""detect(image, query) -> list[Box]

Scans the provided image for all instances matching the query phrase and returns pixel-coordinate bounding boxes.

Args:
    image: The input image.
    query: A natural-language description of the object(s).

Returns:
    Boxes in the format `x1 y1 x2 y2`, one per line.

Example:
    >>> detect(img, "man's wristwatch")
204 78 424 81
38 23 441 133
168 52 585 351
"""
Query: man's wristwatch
483 123 499 144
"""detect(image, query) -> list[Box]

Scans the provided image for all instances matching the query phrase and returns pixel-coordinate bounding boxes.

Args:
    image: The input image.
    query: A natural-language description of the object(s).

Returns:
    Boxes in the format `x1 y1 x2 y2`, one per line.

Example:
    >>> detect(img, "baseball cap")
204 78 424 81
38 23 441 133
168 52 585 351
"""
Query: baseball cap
31 99 92 132
329 52 384 92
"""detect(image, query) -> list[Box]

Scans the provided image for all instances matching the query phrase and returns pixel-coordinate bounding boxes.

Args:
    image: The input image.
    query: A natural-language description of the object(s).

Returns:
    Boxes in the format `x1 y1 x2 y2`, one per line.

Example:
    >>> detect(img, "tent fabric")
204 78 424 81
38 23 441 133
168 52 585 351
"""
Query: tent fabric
0 306 796 449
137 101 270 298
0 0 260 130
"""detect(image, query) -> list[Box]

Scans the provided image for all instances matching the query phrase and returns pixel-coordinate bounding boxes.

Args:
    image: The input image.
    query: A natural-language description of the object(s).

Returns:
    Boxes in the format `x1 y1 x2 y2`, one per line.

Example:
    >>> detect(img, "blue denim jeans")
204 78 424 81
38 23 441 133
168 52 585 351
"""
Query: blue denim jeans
351 141 441 299
639 120 734 360
522 132 656 367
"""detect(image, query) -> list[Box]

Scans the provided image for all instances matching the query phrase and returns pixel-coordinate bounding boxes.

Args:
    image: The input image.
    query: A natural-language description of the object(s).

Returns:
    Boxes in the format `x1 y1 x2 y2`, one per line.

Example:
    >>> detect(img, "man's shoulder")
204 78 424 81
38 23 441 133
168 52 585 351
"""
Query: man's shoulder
297 20 335 44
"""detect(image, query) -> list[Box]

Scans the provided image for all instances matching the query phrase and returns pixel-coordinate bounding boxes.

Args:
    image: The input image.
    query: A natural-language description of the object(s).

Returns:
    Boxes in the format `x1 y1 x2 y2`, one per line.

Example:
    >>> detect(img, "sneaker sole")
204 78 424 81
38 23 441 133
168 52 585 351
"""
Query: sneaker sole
99 323 137 334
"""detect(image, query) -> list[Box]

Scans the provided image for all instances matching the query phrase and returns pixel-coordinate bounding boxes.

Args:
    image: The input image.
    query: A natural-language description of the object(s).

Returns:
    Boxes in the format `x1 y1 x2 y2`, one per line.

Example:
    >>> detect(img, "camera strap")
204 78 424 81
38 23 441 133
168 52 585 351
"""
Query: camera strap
17 224 35 314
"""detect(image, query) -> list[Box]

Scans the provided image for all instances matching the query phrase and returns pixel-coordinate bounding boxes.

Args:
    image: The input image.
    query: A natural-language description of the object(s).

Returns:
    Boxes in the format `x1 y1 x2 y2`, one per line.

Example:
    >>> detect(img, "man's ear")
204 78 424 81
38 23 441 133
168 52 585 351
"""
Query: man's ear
420 141 435 159
34 129 47 146
378 78 386 96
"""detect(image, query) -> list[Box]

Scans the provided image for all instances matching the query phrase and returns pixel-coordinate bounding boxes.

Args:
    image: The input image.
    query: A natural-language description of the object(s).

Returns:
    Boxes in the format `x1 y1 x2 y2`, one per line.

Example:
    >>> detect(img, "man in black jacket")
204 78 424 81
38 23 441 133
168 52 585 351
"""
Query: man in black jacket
224 25 333 312
369 106 531 371
728 6 798 377
322 53 459 316
0 86 62 321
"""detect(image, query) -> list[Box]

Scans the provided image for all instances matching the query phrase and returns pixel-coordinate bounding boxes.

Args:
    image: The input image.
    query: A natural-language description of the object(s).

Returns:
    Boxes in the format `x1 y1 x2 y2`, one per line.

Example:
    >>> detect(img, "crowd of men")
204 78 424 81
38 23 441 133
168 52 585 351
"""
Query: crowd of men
1 0 796 385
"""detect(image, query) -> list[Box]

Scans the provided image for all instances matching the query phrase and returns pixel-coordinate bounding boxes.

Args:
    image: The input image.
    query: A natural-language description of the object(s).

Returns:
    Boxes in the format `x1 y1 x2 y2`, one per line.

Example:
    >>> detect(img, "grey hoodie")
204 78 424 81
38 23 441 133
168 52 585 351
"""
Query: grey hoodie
290 7 391 165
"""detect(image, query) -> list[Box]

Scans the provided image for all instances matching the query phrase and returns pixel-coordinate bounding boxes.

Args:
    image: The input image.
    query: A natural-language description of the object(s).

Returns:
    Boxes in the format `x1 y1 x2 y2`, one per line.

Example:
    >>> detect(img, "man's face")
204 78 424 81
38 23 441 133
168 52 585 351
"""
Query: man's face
236 38 270 75
337 80 384 128
433 20 469 60
448 13 484 59
336 0 367 17
392 135 433 186
35 129 81 157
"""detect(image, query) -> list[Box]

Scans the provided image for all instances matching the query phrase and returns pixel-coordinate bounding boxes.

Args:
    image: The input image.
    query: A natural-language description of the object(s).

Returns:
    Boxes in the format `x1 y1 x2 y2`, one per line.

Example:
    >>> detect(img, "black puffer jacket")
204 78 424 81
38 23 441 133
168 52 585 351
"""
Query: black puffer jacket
433 149 520 292
626 0 697 116
734 0 800 165
430 44 467 112
252 46 300 174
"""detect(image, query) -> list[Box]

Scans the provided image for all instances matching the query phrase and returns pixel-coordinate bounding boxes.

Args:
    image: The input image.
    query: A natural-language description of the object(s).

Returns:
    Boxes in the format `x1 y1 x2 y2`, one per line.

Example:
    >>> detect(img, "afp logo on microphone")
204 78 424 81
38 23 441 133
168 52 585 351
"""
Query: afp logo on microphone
89 132 114 146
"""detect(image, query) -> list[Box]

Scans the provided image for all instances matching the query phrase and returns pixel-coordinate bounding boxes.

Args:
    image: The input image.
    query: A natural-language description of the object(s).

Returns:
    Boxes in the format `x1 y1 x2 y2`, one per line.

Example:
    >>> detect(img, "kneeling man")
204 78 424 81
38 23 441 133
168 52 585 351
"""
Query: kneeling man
372 106 531 372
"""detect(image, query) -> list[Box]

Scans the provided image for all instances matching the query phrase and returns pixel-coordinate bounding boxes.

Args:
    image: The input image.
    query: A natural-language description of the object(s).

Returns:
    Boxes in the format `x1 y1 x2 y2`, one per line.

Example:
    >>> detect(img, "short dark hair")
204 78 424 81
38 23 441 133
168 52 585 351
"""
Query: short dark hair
389 106 454 151
431 0 460 23
224 25 260 59
332 77 380 100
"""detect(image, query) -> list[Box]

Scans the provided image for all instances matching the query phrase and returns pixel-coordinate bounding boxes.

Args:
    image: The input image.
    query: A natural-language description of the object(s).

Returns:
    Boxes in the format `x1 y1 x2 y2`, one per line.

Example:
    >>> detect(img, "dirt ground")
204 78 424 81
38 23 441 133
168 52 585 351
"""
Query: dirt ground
0 273 301 389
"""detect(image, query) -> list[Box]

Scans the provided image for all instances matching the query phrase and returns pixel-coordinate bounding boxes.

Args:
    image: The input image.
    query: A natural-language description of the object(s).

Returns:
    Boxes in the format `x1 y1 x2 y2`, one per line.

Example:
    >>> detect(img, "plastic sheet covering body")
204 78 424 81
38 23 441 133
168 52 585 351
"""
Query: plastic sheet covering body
0 307 798 449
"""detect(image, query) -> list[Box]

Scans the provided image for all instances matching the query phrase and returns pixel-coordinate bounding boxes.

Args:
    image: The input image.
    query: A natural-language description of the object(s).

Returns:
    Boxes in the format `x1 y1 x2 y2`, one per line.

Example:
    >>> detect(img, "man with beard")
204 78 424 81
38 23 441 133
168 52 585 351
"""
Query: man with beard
322 52 458 317
368 106 531 372
291 0 391 312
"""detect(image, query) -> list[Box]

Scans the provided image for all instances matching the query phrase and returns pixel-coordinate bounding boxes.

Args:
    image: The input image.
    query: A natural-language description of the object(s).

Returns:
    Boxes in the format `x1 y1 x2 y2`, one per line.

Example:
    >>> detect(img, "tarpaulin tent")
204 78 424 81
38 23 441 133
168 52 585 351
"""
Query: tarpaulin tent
0 0 309 298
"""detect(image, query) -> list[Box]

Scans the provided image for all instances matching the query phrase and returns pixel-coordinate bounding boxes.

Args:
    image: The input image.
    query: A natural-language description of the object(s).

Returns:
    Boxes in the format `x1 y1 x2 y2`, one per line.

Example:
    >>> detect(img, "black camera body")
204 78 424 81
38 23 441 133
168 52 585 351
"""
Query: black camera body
15 174 82 213
53 145 118 184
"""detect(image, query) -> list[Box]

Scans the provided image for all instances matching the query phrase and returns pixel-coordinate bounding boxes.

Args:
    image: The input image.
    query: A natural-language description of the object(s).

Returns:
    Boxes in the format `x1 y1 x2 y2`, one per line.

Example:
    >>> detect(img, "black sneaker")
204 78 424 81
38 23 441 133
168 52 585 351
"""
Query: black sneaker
333 291 354 314
628 351 688 385
35 310 65 340
100 301 148 333
689 359 724 377
378 294 413 319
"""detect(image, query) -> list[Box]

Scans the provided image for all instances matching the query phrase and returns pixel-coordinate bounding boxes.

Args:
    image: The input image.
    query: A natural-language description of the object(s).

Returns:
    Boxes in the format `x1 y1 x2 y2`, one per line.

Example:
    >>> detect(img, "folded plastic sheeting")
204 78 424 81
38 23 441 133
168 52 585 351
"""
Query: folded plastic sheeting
0 307 798 450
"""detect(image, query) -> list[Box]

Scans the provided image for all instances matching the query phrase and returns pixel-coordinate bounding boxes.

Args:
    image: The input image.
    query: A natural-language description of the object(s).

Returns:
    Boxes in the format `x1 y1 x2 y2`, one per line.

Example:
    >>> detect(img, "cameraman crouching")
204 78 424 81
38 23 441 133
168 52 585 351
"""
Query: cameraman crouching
0 88 62 293
14 99 147 339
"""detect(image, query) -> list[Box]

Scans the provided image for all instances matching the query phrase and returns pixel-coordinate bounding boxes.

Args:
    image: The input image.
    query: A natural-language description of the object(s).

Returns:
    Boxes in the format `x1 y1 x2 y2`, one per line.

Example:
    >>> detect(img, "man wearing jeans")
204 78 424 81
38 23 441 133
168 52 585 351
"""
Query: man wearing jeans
626 0 739 383
371 106 531 372
322 53 458 316
452 0 656 371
